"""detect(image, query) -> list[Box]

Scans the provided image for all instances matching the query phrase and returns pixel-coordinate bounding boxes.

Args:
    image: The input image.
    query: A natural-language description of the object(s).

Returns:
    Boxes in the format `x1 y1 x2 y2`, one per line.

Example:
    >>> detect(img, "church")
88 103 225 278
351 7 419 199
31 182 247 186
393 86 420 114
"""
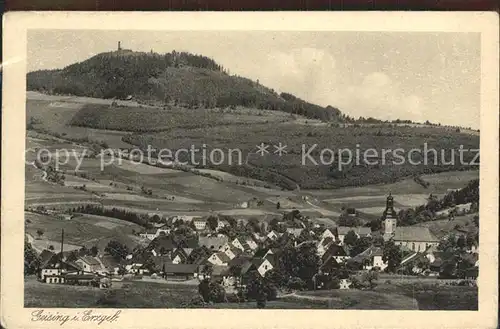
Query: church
382 193 440 252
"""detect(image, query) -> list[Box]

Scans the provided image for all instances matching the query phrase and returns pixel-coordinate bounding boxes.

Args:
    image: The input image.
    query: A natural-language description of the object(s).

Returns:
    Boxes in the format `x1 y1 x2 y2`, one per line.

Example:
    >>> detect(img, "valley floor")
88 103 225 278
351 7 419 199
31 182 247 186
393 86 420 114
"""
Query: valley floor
24 276 477 310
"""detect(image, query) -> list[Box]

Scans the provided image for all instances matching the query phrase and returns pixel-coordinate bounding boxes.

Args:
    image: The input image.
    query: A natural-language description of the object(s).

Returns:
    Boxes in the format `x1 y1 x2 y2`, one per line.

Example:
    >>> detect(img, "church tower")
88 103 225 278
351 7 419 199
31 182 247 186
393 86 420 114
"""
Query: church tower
382 193 397 240
118 41 122 51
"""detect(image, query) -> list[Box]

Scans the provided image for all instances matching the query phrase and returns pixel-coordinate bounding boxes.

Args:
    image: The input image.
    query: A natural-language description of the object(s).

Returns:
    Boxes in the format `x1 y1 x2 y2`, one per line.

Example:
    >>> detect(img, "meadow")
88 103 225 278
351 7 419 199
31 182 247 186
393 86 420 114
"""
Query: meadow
25 212 144 250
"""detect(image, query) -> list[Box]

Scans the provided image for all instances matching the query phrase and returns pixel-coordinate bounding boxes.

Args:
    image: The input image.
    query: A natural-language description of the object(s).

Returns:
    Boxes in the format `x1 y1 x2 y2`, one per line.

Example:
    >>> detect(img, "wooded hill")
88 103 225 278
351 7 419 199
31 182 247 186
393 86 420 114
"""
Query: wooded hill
27 49 343 121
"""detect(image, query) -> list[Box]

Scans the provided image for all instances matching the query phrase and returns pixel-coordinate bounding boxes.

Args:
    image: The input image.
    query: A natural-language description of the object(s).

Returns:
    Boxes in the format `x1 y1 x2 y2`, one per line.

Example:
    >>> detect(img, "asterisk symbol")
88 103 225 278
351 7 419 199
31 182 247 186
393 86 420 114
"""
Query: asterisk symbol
273 143 288 156
256 143 270 156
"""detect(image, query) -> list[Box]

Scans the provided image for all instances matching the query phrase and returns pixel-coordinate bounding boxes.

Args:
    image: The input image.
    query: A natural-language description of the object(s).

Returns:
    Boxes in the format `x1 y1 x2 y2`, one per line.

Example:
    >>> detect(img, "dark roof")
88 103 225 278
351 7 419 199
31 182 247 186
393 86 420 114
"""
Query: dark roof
393 226 439 242
152 255 173 269
98 255 120 269
229 254 253 267
215 252 231 263
240 261 256 275
164 264 199 274
39 250 56 267
320 255 339 270
322 244 348 262
199 236 228 250
149 236 176 251
337 226 371 236
320 236 334 247
64 273 96 280
78 256 101 266
251 258 267 268
351 246 383 263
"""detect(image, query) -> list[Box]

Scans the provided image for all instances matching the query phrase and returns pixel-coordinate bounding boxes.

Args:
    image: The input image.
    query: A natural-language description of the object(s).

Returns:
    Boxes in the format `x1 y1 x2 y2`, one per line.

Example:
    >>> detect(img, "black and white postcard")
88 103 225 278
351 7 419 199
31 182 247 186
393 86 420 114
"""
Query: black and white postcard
1 11 498 329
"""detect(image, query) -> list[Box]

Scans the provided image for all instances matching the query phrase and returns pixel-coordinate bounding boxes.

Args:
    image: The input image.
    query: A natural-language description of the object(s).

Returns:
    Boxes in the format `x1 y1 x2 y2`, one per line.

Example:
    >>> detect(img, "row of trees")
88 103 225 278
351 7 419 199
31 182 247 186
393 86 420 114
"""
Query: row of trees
71 205 152 228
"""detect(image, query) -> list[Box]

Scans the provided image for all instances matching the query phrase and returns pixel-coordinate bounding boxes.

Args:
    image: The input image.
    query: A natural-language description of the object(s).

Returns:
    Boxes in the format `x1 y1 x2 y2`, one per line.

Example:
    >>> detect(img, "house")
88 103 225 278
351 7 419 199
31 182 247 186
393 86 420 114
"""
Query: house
140 228 159 240
64 272 99 286
231 237 252 252
125 263 146 275
207 252 231 266
252 258 274 277
171 248 194 264
319 255 340 275
193 218 207 231
252 232 265 242
266 230 279 241
199 235 229 251
317 236 335 257
216 220 229 231
286 228 304 239
349 246 387 271
97 254 121 275
148 235 176 256
221 245 242 260
337 227 371 245
245 237 258 251
152 255 173 275
75 256 103 273
339 279 352 289
321 228 336 240
163 264 200 280
322 243 350 264
39 251 81 283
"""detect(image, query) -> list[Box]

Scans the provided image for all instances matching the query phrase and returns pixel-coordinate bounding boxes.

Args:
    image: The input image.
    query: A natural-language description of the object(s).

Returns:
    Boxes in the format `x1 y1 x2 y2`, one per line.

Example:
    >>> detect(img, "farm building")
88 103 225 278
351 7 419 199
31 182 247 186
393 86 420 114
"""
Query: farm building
337 226 371 245
199 235 228 251
163 264 200 280
75 256 103 273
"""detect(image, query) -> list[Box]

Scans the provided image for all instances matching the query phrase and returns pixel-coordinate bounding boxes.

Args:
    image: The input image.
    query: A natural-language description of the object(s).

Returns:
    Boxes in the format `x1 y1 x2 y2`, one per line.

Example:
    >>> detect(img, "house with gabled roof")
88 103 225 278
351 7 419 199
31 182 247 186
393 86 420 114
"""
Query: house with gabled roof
252 258 274 277
349 246 386 271
322 243 350 264
207 252 231 266
321 228 336 240
163 264 200 280
232 237 252 252
75 256 103 273
98 254 121 275
266 230 279 241
317 236 335 256
286 228 304 239
171 247 194 264
193 218 208 231
148 235 176 256
222 246 242 260
199 235 229 251
319 254 340 275
337 227 371 245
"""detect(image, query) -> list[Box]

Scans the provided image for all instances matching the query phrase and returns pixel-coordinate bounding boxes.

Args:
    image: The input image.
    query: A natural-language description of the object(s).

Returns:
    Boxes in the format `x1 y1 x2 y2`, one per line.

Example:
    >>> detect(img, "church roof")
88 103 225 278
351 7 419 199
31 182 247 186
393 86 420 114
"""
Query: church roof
393 226 439 242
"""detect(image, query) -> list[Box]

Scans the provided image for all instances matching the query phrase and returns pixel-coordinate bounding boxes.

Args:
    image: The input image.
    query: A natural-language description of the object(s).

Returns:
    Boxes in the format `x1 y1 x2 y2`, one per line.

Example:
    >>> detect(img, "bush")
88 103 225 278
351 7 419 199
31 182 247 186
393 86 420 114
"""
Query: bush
287 277 306 291
96 290 119 307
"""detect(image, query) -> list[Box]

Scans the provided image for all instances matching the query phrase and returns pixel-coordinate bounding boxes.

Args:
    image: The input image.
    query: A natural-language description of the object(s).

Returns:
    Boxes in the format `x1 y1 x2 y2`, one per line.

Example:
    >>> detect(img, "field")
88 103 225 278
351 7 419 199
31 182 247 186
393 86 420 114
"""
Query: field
295 282 477 310
25 212 144 251
24 276 476 310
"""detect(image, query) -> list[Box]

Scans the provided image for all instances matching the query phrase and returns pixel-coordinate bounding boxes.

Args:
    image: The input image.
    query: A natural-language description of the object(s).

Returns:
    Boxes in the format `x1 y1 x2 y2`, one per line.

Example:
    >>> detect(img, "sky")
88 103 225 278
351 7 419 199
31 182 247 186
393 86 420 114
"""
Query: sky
28 30 481 128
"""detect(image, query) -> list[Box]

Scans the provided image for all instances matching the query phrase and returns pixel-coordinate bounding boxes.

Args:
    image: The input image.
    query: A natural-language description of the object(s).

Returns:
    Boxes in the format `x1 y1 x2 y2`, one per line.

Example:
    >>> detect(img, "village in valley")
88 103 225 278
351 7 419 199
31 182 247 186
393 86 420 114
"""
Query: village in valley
25 172 480 309
24 38 480 309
